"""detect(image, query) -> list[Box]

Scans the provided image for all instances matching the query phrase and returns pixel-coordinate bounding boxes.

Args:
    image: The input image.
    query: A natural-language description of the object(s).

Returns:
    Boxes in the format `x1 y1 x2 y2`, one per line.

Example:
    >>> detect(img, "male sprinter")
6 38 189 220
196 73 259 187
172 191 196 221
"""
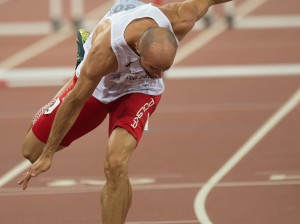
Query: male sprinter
19 1 232 223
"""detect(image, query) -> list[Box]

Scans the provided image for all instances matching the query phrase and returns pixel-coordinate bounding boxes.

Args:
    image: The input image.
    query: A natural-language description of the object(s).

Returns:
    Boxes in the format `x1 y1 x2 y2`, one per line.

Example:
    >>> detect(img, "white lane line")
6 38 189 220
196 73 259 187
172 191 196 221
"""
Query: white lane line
1 180 300 197
166 64 300 79
269 174 300 181
1 64 300 87
0 160 31 188
188 0 268 222
0 67 73 87
235 15 300 29
194 87 300 224
0 22 53 36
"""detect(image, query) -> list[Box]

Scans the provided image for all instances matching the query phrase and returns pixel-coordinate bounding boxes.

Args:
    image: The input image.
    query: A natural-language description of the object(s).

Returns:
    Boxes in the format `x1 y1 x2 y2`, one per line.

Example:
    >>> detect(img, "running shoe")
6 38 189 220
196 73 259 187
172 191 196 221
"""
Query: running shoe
76 28 89 69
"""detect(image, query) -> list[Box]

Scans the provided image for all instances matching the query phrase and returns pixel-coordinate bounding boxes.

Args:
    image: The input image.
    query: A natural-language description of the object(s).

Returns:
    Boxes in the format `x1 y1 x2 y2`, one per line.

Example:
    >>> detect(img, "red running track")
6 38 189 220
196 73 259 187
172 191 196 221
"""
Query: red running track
0 0 300 223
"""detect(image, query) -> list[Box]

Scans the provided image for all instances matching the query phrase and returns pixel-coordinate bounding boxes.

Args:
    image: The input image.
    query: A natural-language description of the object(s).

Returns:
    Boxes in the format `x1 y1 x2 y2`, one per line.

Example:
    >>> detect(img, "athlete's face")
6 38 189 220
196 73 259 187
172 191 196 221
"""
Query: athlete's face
137 43 174 79
139 55 171 79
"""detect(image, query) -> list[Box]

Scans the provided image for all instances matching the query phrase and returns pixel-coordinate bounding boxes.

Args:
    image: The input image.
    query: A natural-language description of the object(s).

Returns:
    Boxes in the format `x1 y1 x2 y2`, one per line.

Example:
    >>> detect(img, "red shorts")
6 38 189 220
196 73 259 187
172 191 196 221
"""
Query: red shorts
32 76 161 147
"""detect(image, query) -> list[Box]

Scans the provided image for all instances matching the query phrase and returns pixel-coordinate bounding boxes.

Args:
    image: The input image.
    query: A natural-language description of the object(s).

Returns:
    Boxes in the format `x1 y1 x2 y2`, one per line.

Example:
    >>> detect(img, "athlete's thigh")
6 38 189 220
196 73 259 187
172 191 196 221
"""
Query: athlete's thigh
63 96 109 146
108 93 161 144
32 95 108 147
31 75 108 147
107 127 137 161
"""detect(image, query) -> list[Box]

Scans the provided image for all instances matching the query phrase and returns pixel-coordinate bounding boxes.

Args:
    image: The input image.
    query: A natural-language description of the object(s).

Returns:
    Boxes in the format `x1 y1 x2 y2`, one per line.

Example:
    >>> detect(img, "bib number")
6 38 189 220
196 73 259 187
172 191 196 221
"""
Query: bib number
112 4 136 13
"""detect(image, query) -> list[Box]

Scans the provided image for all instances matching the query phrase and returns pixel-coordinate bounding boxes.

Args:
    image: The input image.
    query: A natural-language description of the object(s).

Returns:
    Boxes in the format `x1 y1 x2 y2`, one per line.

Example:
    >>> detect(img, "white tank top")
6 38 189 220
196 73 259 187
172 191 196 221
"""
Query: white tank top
76 3 179 103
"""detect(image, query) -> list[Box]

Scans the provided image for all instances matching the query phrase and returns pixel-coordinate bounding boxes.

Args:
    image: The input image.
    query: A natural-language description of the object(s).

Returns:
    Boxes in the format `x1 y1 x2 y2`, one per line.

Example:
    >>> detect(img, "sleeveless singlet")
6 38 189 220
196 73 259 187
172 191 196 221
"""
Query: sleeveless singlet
75 2 179 103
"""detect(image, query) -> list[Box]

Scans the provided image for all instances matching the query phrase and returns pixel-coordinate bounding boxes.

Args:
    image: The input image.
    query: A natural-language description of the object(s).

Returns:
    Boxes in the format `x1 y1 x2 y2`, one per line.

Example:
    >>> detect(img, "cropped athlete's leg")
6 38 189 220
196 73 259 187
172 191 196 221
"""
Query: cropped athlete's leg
100 93 161 224
22 78 76 163
22 130 64 163
101 128 136 224
22 75 107 165
22 29 90 165
26 78 74 134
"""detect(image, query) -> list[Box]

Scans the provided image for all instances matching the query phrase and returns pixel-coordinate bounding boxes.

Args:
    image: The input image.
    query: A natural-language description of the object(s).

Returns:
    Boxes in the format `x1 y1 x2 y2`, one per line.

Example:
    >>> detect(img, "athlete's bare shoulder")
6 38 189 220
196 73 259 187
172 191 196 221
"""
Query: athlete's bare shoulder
92 20 111 45
83 20 118 80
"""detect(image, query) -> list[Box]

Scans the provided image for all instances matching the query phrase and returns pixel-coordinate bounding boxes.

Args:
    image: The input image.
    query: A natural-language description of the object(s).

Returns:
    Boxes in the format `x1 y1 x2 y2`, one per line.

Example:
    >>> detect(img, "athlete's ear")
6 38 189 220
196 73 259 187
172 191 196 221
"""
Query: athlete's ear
135 41 141 55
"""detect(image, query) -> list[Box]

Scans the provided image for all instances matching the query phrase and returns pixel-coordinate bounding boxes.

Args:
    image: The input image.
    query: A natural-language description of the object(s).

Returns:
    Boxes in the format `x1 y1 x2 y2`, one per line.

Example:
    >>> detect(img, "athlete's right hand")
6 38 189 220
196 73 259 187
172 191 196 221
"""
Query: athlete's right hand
18 153 53 190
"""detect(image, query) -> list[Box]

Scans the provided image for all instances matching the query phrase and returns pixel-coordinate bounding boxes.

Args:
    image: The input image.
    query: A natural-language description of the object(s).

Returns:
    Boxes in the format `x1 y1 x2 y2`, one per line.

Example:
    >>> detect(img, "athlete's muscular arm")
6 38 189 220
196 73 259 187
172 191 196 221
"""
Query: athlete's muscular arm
18 21 118 190
46 24 116 154
160 0 232 40
187 0 233 19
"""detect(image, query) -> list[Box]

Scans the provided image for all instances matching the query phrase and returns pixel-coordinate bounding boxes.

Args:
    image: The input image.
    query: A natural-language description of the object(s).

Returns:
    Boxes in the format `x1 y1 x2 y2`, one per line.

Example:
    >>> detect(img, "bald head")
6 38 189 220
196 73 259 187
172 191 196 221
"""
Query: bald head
137 27 178 78
138 27 177 61
139 27 178 50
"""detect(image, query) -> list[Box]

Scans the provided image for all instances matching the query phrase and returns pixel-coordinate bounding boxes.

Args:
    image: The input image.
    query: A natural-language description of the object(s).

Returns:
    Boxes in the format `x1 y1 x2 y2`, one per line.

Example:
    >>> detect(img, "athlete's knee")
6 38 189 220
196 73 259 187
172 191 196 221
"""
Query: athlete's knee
104 160 126 185
21 130 44 163
104 146 129 182
22 139 35 163
104 128 137 182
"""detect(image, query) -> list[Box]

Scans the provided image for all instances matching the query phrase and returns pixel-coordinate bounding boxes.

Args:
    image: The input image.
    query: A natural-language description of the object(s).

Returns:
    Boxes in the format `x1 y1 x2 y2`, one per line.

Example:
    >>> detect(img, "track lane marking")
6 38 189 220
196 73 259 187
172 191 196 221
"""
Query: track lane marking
269 174 300 181
194 87 300 224
1 179 300 197
1 64 300 87
0 160 31 188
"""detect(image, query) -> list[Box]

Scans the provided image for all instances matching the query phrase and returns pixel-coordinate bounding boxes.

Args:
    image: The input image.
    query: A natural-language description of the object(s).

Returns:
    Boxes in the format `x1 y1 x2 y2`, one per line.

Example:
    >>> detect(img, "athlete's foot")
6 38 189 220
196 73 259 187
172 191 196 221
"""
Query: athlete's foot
75 28 90 69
